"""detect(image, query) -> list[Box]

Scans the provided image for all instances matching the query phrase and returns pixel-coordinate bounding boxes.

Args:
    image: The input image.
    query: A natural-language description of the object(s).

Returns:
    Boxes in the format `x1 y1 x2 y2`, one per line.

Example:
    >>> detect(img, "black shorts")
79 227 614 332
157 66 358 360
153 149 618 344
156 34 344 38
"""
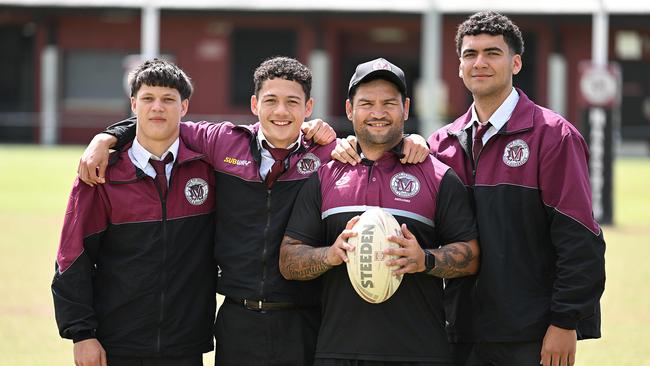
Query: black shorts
314 359 453 366
214 300 320 366
450 341 542 366
106 354 202 366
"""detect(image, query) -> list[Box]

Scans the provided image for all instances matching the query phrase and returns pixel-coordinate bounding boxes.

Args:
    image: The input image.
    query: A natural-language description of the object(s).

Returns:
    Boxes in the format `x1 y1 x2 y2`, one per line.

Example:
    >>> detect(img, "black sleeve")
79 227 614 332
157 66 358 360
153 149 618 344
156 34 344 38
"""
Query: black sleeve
103 116 137 150
52 249 99 342
538 131 606 332
284 172 324 247
52 179 108 342
434 169 478 245
548 210 606 332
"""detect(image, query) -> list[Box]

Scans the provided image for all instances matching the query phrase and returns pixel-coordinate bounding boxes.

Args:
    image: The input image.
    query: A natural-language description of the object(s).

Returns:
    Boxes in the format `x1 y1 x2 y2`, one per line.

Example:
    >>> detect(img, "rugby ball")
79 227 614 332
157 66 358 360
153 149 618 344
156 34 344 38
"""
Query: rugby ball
346 207 403 304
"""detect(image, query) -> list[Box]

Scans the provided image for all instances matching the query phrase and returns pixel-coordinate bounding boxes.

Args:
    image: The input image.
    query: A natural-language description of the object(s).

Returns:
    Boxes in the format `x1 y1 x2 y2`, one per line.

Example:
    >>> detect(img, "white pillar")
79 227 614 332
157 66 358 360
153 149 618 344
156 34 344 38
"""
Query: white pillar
141 3 160 60
40 46 58 145
588 107 606 220
547 53 567 118
309 50 330 122
589 0 613 223
419 1 443 137
592 2 608 67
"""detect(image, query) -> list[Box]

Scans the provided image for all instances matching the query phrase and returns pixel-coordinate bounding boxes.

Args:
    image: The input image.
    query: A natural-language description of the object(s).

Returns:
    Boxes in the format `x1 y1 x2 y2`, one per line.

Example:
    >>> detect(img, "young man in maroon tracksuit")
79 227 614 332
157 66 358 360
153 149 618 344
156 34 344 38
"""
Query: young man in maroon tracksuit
53 59 216 366
428 12 606 366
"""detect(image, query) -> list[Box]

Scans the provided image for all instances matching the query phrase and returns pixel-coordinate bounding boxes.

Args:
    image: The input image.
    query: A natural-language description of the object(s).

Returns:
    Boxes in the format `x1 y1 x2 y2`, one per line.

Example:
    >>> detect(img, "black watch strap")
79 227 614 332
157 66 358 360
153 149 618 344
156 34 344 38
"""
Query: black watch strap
423 249 436 273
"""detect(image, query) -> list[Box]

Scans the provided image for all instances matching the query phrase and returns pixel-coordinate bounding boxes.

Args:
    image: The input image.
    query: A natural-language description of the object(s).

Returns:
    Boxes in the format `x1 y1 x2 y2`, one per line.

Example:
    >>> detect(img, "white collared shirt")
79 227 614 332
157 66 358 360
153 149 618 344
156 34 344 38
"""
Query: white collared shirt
128 137 179 184
465 88 520 144
257 129 302 179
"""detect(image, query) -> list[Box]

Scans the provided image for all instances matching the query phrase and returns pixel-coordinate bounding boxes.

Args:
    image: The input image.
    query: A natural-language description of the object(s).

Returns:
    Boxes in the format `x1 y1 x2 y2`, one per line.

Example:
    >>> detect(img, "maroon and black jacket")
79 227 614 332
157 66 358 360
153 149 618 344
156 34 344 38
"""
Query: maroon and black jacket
428 89 606 343
52 139 217 357
106 118 336 305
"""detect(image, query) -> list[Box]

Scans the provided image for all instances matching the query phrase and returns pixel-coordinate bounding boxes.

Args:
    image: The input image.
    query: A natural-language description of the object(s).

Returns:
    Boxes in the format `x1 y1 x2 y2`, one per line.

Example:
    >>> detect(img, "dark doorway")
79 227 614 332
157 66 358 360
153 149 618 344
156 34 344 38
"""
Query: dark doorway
619 61 650 142
230 28 297 108
0 24 36 142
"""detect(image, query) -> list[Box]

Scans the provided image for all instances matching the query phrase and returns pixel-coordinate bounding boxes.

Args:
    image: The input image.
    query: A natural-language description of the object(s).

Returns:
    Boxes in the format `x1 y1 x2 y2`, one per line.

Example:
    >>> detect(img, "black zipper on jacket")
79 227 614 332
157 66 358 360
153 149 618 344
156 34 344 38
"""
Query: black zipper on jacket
470 132 479 179
471 141 476 178
253 136 301 301
471 134 486 181
154 171 171 353
467 134 487 300
259 188 272 300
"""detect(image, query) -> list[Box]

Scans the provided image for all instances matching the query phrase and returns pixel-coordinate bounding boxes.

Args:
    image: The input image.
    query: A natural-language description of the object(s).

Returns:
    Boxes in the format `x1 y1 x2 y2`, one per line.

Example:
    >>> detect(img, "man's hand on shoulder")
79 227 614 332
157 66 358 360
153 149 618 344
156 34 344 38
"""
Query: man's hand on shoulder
78 133 117 187
541 324 577 366
331 135 361 166
331 134 430 166
302 119 337 146
73 338 107 366
401 134 430 164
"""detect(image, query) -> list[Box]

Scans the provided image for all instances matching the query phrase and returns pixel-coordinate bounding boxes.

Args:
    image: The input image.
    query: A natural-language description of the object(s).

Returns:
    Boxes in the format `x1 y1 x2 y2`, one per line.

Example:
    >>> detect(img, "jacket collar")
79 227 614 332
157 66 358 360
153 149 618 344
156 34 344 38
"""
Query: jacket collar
233 122 311 165
130 137 179 171
357 139 406 165
446 87 535 138
107 137 206 183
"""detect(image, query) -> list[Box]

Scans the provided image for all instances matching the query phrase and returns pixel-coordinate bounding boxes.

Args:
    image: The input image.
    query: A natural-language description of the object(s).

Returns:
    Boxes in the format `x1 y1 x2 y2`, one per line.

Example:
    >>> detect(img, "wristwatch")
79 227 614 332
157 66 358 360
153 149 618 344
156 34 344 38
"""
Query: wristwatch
423 249 436 273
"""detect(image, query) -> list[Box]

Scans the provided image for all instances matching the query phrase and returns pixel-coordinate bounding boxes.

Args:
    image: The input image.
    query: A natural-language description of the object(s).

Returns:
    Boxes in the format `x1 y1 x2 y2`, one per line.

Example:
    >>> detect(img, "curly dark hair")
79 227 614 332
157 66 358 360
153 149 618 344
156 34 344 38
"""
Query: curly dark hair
129 58 193 100
455 11 524 57
253 56 312 100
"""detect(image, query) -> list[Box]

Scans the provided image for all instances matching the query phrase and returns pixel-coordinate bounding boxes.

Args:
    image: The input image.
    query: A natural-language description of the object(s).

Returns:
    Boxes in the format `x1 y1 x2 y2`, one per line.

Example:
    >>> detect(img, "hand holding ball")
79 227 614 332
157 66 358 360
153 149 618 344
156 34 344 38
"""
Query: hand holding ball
346 207 403 303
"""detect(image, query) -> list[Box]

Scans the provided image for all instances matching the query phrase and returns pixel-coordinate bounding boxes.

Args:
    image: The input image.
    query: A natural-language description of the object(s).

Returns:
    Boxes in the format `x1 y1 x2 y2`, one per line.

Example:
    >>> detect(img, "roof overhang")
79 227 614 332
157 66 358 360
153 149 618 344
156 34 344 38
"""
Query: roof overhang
1 0 648 14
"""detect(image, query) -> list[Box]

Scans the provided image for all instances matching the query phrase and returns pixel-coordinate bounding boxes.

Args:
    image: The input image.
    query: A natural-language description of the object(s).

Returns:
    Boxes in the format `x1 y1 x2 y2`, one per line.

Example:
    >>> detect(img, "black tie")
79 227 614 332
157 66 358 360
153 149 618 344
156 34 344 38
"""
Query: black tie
149 153 173 199
262 141 291 189
472 122 491 163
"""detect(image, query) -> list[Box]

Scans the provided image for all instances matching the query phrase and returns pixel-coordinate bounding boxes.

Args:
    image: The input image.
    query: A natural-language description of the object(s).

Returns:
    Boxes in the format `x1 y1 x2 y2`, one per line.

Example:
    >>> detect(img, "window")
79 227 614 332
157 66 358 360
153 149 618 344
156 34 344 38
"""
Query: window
63 50 129 112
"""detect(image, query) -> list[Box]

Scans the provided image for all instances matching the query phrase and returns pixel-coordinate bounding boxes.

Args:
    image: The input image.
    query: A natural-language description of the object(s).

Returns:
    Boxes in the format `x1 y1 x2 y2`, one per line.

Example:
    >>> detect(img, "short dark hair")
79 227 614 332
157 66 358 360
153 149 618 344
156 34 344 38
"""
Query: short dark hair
455 11 524 57
129 58 193 100
253 56 312 100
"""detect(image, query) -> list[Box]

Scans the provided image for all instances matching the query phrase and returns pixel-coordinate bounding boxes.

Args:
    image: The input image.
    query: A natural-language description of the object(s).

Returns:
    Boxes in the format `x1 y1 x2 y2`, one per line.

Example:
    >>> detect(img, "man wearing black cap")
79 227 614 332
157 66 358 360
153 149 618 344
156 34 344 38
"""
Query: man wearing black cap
279 58 479 365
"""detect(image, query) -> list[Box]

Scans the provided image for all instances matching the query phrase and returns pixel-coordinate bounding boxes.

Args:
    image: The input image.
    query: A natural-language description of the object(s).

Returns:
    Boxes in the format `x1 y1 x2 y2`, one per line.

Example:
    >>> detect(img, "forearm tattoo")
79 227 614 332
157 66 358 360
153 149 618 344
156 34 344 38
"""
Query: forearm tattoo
280 236 333 280
429 242 476 278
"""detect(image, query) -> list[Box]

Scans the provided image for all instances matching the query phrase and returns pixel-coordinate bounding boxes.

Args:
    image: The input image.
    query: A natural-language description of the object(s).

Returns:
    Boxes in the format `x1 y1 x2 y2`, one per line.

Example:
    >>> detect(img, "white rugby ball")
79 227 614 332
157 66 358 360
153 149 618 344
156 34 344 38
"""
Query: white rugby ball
346 207 403 304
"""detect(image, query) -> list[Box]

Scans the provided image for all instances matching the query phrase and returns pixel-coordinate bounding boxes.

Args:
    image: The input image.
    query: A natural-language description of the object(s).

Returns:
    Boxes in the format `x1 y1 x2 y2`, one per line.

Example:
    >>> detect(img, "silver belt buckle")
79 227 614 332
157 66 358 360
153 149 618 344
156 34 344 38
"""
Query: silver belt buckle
244 299 263 310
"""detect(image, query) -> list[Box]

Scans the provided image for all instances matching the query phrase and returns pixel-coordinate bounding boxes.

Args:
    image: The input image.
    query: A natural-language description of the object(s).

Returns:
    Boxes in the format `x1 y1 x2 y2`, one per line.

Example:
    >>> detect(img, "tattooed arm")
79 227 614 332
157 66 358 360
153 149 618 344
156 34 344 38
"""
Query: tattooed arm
279 236 332 280
279 217 360 281
385 224 479 278
427 238 479 278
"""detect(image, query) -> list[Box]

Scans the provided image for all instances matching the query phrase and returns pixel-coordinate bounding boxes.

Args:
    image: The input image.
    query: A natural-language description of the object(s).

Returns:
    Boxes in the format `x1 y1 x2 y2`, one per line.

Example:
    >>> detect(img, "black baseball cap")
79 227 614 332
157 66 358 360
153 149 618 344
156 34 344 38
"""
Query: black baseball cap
348 58 407 98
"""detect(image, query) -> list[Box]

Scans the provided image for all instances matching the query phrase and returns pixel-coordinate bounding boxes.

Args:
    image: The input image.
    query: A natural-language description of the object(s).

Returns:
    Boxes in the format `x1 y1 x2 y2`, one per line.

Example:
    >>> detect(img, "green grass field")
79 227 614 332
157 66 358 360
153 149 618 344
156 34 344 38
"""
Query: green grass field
0 144 648 365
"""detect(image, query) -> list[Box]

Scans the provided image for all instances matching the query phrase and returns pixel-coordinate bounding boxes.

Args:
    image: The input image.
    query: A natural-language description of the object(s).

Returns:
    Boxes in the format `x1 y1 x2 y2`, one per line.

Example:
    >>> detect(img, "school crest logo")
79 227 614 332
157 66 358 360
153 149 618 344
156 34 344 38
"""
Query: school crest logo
373 59 392 71
184 178 209 205
335 174 351 187
297 153 321 175
502 139 530 167
390 172 420 199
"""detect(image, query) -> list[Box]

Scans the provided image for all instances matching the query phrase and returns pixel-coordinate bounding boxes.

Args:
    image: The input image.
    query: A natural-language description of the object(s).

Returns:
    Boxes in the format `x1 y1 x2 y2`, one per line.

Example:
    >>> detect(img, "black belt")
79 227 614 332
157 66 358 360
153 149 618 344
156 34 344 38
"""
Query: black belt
225 297 306 311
